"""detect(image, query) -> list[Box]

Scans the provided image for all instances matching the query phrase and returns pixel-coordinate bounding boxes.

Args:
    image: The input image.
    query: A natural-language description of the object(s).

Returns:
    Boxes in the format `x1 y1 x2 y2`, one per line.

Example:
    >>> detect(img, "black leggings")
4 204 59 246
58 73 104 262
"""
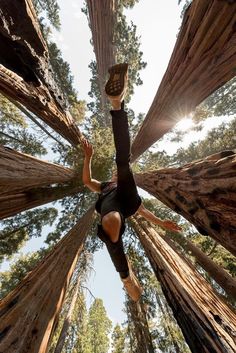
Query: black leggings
98 107 141 275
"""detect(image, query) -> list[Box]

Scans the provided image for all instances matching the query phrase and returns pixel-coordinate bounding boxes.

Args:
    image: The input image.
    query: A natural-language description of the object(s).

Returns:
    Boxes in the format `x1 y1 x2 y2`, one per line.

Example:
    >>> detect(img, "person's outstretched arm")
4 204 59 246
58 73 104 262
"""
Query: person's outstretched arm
137 203 182 232
81 138 101 193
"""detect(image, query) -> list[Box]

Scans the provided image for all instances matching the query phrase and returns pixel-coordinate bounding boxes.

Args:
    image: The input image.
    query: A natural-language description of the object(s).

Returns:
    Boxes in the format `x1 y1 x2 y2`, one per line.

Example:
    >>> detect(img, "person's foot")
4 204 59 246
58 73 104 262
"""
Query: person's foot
121 261 143 302
105 63 128 109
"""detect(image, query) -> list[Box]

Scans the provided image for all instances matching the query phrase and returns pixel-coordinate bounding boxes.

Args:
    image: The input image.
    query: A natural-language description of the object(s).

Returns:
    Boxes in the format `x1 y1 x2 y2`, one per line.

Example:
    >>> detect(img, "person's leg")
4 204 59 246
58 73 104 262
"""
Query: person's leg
102 211 121 243
98 214 129 278
110 105 141 214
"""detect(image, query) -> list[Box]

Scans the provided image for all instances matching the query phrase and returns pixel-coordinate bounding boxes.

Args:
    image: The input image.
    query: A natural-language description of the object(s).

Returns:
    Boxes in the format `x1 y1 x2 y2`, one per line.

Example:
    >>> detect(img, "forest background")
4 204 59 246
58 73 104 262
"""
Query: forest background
0 0 235 352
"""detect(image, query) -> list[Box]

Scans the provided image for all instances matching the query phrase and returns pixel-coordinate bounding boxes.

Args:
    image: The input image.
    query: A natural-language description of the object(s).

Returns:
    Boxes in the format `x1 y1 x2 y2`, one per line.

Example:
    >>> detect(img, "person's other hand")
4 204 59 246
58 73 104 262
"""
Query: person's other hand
81 138 93 158
161 220 182 233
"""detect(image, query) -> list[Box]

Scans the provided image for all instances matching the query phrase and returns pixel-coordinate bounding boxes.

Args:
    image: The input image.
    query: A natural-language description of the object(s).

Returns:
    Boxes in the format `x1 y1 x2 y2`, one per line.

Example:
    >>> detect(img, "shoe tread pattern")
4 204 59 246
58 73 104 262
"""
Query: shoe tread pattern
105 63 128 97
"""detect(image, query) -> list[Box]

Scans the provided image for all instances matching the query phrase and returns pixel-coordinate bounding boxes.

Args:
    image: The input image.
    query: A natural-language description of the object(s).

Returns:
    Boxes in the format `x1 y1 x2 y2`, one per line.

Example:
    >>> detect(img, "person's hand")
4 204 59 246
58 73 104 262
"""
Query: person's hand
161 220 182 233
81 138 94 158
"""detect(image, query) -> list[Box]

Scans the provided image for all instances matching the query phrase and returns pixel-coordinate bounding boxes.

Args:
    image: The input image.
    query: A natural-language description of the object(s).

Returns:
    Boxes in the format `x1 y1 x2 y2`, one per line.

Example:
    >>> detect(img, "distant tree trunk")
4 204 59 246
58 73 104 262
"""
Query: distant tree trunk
0 0 82 146
86 0 116 123
131 216 236 353
131 0 236 161
0 206 94 353
135 150 236 256
0 145 78 196
0 183 82 220
127 299 155 353
164 233 236 301
12 99 65 147
154 286 182 353
54 276 81 353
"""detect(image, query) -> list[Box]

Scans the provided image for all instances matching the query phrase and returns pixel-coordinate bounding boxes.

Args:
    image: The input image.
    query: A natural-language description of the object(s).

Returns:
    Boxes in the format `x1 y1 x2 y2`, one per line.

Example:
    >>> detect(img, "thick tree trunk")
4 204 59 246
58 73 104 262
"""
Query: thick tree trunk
54 277 81 353
135 150 236 256
131 216 236 353
131 0 236 161
0 183 82 220
164 233 236 301
86 0 116 123
0 207 94 353
0 145 78 196
127 299 155 353
0 0 82 146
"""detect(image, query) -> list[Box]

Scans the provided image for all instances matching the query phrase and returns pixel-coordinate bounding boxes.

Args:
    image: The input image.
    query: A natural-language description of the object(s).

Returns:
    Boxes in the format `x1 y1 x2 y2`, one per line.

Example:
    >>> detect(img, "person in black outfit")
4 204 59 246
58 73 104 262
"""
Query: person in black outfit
81 63 181 301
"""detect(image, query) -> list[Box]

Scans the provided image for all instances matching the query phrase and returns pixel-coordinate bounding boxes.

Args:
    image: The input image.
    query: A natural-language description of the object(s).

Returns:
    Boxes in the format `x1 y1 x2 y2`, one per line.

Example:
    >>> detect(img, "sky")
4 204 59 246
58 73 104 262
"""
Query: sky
1 0 230 336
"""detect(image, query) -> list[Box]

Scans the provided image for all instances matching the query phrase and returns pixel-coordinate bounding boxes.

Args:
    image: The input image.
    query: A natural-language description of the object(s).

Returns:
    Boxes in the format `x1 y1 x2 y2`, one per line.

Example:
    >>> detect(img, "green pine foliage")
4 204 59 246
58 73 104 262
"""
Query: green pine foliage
32 0 61 30
0 94 47 156
0 248 50 299
111 324 126 353
1 1 236 351
87 298 112 353
0 208 57 263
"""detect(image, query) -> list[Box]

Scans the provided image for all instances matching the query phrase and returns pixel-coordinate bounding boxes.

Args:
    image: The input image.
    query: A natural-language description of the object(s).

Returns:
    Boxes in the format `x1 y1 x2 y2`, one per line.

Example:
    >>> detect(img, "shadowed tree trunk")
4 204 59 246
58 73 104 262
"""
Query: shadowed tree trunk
127 299 155 353
0 0 82 146
154 285 182 353
131 215 236 353
0 183 83 220
135 150 236 256
54 276 81 353
0 206 94 353
131 0 236 161
0 145 78 196
86 0 116 122
163 233 236 301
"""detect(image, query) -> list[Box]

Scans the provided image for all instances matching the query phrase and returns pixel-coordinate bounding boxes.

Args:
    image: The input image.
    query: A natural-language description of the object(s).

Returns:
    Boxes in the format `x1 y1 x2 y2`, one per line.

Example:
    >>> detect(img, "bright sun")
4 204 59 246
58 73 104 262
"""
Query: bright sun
176 117 194 131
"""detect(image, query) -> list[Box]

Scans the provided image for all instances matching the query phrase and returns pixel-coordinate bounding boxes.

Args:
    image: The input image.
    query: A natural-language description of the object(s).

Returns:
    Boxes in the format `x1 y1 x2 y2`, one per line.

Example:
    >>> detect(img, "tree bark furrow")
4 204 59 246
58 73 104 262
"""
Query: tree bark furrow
0 207 94 353
131 0 236 161
86 0 116 121
0 0 82 146
135 151 236 255
132 216 236 353
0 184 82 220
0 146 78 196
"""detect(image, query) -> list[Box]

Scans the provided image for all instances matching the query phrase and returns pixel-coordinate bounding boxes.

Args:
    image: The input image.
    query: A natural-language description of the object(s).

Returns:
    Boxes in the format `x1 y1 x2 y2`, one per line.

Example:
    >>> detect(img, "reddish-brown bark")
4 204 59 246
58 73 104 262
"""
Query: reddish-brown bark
0 207 94 353
131 216 236 353
135 151 236 256
0 0 82 146
131 0 236 161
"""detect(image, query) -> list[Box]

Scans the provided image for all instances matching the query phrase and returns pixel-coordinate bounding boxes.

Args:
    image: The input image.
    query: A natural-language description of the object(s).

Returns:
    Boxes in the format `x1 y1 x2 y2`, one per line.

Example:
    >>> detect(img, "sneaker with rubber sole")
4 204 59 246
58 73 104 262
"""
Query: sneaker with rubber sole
122 265 143 302
105 63 128 100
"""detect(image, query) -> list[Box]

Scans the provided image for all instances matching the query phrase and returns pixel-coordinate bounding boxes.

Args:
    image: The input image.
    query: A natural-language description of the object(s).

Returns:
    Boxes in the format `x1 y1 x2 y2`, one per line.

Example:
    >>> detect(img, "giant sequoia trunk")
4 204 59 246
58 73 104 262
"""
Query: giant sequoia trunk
0 207 94 353
135 151 236 256
131 216 236 353
164 233 236 301
86 0 116 122
127 299 155 353
0 146 78 196
131 0 236 161
0 183 82 220
0 0 82 146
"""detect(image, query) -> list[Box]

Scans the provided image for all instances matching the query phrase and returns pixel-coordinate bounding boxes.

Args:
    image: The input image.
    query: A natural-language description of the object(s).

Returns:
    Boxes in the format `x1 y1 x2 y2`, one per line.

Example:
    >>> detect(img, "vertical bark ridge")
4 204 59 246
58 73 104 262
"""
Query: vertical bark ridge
86 0 116 122
131 216 236 353
135 151 236 256
0 206 94 353
131 0 236 161
0 146 78 196
0 183 83 220
0 0 83 146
